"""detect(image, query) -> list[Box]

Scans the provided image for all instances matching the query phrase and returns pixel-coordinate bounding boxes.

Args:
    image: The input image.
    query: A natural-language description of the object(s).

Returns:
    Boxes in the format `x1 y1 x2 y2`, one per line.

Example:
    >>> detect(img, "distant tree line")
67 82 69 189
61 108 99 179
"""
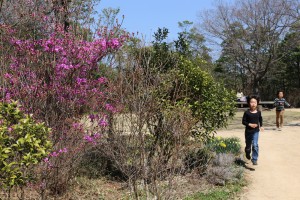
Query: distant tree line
200 0 300 106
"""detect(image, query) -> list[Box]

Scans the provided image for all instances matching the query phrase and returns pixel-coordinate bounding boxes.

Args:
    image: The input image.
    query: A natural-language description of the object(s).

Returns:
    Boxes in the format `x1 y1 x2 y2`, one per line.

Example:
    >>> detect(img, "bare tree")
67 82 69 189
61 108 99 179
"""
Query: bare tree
0 0 100 34
95 43 197 199
200 0 300 95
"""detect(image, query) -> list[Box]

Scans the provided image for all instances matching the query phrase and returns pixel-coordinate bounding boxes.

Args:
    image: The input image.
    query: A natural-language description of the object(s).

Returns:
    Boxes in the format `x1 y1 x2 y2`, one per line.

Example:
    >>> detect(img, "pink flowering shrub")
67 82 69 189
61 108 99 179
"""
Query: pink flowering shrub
0 23 128 195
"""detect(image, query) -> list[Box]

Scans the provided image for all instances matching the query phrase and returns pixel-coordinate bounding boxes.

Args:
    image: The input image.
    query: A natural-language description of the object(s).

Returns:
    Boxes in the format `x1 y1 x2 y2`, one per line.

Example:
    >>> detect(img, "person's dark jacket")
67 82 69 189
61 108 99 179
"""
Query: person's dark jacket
242 110 262 134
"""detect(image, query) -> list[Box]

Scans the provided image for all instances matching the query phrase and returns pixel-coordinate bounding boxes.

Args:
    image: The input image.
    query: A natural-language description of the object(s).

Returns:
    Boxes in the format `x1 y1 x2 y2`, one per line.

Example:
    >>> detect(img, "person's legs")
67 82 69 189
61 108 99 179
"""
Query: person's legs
279 110 284 128
276 111 280 128
245 133 253 160
251 131 259 164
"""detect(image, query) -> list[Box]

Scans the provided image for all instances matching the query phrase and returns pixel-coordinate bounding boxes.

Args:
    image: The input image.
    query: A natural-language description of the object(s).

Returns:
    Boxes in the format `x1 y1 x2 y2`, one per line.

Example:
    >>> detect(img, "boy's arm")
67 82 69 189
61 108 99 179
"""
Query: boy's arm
284 99 291 107
259 112 264 131
259 112 263 127
242 112 248 126
273 98 278 107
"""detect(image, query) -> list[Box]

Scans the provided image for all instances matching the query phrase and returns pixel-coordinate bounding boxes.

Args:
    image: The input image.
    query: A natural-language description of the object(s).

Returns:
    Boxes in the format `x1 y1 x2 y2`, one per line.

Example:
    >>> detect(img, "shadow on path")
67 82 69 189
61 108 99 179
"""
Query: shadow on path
235 158 255 171
287 123 300 126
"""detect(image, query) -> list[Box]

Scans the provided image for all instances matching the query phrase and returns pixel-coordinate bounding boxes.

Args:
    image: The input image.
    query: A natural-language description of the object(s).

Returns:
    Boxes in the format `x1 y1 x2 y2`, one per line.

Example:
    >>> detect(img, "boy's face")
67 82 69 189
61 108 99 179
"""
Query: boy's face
249 98 257 109
278 92 283 98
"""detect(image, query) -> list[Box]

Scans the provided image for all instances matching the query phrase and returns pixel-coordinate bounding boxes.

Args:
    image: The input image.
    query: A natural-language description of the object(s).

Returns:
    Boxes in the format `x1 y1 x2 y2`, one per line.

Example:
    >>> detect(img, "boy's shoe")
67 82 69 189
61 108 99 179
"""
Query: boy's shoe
252 160 258 165
245 152 251 160
278 127 282 131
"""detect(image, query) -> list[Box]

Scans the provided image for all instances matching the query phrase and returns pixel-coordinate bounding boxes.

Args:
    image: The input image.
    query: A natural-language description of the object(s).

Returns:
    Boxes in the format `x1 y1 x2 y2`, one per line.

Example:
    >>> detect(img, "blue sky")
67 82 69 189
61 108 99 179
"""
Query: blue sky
96 1 216 41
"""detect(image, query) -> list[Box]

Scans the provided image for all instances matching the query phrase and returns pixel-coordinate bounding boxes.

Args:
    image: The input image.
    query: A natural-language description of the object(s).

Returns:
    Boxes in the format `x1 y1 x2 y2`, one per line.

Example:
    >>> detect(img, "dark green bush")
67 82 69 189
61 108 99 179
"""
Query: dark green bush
184 147 213 174
206 136 241 155
0 101 52 189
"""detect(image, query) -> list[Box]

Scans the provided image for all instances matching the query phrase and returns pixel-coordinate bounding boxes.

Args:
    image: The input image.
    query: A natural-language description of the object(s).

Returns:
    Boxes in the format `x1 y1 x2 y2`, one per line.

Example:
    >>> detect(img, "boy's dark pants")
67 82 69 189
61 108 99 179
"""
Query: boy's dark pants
245 131 259 161
245 133 252 155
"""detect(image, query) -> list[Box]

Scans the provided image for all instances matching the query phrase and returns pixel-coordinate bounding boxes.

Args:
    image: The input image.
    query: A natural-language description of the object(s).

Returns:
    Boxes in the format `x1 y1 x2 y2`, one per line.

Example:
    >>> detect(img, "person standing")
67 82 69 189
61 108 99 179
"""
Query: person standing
274 91 291 131
242 95 264 165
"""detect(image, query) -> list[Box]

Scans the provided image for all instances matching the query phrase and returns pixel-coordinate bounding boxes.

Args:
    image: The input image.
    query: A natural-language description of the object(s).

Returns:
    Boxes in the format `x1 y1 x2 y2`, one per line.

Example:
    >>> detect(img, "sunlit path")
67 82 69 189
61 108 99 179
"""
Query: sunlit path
217 115 300 200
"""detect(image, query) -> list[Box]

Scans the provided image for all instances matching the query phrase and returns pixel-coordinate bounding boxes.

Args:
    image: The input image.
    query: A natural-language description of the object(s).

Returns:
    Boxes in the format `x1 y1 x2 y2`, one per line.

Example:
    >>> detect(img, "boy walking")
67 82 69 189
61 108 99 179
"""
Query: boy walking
274 91 291 131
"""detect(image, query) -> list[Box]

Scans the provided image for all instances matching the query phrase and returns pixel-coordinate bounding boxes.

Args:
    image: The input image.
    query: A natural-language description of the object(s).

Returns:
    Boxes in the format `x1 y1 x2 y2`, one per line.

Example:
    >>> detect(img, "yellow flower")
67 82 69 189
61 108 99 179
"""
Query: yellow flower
219 142 226 148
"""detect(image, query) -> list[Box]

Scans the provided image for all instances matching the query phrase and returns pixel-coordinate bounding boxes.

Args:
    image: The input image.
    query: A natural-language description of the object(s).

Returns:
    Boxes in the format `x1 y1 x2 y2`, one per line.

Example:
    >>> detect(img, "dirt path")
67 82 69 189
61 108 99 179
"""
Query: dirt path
217 109 300 200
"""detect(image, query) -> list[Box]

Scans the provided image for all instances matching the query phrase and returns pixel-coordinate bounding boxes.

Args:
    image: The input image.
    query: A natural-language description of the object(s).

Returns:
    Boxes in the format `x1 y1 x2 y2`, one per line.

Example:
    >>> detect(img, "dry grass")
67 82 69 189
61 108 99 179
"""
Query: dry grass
0 178 128 200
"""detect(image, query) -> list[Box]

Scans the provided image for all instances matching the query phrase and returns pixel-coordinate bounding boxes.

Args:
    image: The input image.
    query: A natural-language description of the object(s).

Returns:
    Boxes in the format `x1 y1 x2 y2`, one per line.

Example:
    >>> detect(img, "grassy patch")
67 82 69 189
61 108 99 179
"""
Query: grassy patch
184 180 246 200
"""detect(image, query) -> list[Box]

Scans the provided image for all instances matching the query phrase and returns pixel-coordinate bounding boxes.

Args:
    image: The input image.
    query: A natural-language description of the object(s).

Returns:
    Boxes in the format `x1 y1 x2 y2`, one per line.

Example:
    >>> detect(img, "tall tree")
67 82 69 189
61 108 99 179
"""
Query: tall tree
0 0 100 35
200 0 300 95
279 25 300 88
266 24 300 105
176 21 212 71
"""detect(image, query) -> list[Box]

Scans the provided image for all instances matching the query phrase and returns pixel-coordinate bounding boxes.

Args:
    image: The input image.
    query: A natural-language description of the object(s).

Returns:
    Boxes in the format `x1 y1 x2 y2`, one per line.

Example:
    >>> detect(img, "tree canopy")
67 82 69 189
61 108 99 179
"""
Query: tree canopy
200 0 300 97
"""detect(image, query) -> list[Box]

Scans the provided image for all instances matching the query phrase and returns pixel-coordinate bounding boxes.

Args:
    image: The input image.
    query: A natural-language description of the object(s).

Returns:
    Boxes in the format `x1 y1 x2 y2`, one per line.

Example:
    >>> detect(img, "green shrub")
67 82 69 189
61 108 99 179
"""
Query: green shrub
184 136 241 174
184 147 213 174
206 136 241 155
0 101 52 189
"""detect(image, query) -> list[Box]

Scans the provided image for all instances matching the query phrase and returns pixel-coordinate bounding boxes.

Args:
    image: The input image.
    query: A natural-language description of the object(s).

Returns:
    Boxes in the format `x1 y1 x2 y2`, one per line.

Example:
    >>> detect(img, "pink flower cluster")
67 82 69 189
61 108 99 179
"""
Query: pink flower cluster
1 24 128 169
3 25 126 116
83 133 101 145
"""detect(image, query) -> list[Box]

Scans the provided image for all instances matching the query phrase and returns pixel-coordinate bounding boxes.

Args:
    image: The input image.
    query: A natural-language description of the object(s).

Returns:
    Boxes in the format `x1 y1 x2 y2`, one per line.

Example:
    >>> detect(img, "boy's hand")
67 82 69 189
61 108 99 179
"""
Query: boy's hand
249 123 258 128
260 127 264 132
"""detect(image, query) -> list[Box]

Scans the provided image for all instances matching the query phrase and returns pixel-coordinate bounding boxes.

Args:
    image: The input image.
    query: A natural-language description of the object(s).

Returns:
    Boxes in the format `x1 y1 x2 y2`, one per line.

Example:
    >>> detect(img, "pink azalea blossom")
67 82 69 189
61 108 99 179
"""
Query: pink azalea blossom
84 135 93 142
50 152 59 157
99 119 108 127
76 78 87 85
59 148 68 153
0 24 129 179
4 73 12 79
97 77 107 83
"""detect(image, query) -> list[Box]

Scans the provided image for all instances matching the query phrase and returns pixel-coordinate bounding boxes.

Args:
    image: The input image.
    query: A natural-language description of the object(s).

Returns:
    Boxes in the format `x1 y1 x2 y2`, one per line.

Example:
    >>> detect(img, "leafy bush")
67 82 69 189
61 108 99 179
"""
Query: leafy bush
206 136 241 155
178 57 236 136
0 101 52 189
184 136 241 174
184 147 213 174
